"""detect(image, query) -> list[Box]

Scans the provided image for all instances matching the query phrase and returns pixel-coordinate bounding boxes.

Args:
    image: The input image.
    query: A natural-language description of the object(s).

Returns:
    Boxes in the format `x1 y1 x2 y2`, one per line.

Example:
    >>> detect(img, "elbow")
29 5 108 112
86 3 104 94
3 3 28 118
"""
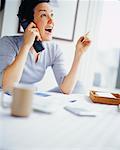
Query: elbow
2 76 13 93
60 86 72 95
2 82 13 93
61 90 72 95
2 80 10 92
2 70 10 92
2 76 7 92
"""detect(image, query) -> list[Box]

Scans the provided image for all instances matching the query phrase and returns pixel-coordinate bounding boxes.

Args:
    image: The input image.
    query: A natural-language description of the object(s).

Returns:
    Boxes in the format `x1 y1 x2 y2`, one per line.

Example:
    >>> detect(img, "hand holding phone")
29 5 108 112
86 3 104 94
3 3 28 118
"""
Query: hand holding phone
18 17 44 53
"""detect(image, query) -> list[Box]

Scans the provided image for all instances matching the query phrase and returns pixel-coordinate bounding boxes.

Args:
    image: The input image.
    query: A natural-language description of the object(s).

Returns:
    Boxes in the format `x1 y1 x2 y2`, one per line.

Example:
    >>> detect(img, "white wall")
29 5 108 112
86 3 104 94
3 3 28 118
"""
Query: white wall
0 9 4 36
1 0 21 36
0 0 93 91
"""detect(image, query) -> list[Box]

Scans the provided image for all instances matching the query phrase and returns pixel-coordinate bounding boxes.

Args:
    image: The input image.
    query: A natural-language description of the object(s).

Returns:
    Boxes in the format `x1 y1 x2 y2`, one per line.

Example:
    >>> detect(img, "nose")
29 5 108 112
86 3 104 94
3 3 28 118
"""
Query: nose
48 16 54 24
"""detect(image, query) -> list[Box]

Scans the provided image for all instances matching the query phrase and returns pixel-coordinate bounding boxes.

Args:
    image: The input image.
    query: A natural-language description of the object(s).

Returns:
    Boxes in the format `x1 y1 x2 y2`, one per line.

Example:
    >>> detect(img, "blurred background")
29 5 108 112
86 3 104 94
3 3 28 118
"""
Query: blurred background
0 0 120 91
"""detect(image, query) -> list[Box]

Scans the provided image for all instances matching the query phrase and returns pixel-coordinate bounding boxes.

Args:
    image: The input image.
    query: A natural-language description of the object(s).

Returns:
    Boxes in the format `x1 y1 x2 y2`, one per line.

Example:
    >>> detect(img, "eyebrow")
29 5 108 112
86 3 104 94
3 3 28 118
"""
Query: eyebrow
39 10 53 13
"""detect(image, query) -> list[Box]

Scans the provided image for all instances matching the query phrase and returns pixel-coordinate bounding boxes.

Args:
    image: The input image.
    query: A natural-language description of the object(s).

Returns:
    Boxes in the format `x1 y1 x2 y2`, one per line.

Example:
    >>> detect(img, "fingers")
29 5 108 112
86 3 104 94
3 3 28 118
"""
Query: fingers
80 36 84 42
30 28 41 41
76 32 91 55
26 22 42 41
80 32 90 42
27 22 36 29
82 40 91 47
80 32 91 46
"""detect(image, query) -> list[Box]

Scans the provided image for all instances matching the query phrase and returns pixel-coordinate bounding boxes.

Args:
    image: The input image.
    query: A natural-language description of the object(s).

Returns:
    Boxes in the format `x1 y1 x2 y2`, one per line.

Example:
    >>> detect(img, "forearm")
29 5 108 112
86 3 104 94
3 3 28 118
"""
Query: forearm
60 52 82 94
60 32 91 94
2 45 29 91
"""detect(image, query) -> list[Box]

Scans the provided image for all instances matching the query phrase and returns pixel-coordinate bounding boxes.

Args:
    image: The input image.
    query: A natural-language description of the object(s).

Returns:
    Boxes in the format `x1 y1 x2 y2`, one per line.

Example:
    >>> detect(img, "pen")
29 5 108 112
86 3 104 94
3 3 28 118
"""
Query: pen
69 100 77 103
81 32 90 42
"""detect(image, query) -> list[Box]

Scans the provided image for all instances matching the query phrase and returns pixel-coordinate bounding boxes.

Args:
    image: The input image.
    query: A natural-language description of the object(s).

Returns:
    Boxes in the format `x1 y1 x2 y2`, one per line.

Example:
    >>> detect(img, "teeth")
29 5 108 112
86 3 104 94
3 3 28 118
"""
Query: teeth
45 28 52 30
45 29 52 33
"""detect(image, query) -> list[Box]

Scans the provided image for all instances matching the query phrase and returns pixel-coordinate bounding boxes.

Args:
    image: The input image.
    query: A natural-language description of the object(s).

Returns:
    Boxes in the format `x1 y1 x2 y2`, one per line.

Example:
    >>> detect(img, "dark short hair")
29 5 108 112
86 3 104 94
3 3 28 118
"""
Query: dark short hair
17 0 50 21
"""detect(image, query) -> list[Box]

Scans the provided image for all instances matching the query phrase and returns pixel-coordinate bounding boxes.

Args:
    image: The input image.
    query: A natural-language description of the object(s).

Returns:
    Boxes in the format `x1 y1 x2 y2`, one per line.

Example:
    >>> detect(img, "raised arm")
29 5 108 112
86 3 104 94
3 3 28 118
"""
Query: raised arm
60 33 91 94
2 22 41 92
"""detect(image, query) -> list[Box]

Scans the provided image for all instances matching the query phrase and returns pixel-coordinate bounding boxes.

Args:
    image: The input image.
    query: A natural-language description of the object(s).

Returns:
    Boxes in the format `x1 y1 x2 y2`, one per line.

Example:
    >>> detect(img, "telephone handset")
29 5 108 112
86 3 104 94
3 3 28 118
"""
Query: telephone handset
18 16 44 53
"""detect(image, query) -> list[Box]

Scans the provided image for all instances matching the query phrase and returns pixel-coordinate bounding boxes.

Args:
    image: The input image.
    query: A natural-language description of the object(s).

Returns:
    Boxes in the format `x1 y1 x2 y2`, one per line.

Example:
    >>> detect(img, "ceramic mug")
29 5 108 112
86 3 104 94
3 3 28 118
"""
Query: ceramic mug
11 84 34 117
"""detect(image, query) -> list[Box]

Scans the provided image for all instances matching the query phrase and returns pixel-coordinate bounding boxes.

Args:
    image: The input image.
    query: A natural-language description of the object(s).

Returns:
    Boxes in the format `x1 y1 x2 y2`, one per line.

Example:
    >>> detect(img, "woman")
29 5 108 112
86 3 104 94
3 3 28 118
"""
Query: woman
0 0 91 94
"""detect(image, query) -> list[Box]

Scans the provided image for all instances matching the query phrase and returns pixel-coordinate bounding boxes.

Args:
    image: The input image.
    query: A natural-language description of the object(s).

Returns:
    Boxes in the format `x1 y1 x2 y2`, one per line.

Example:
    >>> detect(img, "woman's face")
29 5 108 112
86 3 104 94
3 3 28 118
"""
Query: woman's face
33 3 54 41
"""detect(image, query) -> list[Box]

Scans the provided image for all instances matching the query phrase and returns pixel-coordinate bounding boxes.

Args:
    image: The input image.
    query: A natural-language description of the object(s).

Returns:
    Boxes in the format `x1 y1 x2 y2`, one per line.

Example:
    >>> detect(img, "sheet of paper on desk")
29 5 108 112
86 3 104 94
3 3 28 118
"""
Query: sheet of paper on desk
33 94 62 114
96 92 116 98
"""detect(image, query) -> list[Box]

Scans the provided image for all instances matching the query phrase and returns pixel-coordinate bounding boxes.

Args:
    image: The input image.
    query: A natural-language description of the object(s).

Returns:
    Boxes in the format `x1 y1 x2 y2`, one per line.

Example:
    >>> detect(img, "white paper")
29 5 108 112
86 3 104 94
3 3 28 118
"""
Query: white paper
96 92 116 98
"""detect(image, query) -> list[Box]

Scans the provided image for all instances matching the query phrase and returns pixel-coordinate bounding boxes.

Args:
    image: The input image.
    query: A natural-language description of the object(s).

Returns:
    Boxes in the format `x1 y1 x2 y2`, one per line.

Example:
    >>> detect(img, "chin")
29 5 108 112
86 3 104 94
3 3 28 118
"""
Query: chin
43 36 52 41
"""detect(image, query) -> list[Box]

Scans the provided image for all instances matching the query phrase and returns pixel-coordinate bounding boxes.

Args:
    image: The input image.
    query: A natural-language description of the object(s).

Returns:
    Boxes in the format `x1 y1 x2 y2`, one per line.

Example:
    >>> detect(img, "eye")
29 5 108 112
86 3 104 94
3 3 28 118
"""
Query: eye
41 14 47 17
51 13 54 18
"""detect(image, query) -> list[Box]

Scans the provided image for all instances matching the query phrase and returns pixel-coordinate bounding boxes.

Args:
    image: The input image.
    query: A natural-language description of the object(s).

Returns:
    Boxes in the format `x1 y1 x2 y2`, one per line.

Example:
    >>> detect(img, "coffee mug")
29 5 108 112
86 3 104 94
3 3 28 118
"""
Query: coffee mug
11 84 34 117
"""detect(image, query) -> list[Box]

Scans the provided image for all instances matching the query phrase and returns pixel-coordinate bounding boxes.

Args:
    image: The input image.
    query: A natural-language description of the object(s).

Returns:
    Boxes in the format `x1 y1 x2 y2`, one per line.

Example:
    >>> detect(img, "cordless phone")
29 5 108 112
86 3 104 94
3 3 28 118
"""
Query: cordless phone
18 16 44 53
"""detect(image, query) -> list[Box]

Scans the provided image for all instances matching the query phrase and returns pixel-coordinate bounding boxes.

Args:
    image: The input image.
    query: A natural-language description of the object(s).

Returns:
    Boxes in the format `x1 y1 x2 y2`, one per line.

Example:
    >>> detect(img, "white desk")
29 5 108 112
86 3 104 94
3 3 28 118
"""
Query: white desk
0 92 120 150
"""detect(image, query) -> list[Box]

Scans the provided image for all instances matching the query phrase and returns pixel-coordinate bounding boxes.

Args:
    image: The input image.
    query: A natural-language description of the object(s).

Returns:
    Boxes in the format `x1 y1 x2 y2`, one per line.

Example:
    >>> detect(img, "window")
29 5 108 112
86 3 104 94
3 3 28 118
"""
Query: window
83 0 120 89
93 0 120 89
